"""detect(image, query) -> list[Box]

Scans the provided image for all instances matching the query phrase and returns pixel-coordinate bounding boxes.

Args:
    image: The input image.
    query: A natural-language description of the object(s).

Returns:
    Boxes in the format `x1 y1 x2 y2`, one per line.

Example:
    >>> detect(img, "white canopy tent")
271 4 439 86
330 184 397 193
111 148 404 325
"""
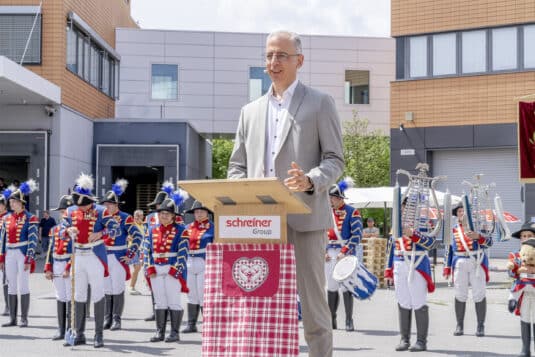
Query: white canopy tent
344 186 461 209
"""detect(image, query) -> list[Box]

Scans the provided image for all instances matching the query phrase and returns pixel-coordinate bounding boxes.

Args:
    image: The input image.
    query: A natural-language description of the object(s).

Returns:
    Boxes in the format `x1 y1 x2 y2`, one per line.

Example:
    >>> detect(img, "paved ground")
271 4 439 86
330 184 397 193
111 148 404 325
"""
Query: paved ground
0 258 524 356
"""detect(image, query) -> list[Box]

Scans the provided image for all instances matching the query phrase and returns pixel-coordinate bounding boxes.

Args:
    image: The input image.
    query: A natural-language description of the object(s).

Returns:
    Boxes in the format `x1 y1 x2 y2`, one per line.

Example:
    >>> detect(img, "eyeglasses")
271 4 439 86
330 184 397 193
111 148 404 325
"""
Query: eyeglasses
265 52 300 62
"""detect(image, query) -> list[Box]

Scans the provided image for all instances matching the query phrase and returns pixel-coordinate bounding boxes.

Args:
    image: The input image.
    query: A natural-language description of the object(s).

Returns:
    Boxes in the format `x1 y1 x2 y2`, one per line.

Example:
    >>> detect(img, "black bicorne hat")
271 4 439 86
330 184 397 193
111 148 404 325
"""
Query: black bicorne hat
185 200 213 215
157 198 178 215
522 238 535 248
53 195 74 211
147 191 168 208
512 221 535 239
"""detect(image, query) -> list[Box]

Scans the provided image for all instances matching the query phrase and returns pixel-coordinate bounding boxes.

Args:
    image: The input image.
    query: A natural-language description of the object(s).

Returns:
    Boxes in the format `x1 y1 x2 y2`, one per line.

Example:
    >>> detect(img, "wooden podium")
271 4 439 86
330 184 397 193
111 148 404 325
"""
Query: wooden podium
178 178 310 357
179 177 311 243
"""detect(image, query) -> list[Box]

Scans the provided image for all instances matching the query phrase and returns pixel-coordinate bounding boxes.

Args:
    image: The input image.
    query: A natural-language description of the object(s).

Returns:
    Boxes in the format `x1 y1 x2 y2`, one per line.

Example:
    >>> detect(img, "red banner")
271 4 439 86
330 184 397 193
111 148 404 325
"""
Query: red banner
519 101 535 181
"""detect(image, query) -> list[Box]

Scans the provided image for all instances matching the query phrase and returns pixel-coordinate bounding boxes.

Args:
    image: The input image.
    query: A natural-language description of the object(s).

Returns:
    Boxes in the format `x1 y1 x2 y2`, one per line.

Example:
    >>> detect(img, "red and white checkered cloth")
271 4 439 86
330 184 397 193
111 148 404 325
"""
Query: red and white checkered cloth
202 243 299 357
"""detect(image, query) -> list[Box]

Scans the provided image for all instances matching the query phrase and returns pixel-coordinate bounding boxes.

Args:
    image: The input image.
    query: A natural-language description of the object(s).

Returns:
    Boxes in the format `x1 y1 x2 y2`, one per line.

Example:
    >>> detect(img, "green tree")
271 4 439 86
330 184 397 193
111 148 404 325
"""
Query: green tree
342 112 391 234
212 138 235 179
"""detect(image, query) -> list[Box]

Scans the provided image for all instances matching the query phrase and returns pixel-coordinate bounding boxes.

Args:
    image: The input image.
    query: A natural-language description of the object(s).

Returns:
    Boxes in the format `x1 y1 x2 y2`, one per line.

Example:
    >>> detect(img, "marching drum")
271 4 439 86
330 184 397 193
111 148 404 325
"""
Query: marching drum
332 255 378 300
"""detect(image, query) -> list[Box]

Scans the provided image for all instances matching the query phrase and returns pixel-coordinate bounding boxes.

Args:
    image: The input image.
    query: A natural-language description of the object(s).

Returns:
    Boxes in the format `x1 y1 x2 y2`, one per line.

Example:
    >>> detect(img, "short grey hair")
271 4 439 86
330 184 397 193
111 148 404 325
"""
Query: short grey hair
266 30 302 54
134 209 144 217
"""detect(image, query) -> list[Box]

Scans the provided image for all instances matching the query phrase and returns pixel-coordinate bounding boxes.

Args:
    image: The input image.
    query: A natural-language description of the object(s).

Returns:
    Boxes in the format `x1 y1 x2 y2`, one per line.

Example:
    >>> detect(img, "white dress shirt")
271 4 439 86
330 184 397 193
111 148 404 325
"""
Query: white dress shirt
264 79 299 177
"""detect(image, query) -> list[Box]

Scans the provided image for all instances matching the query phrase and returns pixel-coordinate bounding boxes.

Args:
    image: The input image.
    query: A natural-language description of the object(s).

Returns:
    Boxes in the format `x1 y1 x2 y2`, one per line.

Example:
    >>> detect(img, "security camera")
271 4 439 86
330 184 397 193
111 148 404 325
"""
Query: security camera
44 105 57 117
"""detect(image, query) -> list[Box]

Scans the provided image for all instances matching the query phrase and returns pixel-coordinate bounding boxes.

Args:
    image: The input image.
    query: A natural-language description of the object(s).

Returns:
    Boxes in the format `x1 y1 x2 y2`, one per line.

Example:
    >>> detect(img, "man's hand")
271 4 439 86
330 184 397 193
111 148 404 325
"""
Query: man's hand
24 263 30 271
45 271 53 280
385 277 393 286
120 256 131 264
402 227 413 238
67 227 79 237
325 253 331 262
88 232 102 242
467 231 480 240
0 263 4 270
62 270 70 278
149 273 156 279
284 162 313 192
337 252 346 260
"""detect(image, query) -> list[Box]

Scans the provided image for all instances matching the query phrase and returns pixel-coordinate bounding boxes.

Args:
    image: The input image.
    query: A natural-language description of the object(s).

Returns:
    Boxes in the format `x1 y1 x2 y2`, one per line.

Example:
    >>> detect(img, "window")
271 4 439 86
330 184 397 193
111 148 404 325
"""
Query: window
409 36 427 78
433 33 456 75
151 64 178 100
66 25 119 98
249 67 271 101
525 25 535 68
492 27 517 71
462 30 486 73
344 70 370 104
89 45 100 87
0 13 41 64
66 28 77 72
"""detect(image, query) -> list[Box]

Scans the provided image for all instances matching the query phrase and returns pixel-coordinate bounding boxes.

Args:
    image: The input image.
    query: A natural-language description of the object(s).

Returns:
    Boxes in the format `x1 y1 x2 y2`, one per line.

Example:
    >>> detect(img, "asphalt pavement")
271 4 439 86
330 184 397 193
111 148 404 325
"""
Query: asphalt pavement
0 257 523 356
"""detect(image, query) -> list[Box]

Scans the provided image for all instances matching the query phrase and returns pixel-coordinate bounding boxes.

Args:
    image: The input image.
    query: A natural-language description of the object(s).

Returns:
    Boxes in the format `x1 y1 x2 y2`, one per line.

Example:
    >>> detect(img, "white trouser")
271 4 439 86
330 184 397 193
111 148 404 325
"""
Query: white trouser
104 254 126 295
520 286 535 323
325 247 348 292
453 257 486 303
152 264 182 311
394 260 427 310
74 251 105 303
53 261 71 302
186 256 205 305
5 249 30 295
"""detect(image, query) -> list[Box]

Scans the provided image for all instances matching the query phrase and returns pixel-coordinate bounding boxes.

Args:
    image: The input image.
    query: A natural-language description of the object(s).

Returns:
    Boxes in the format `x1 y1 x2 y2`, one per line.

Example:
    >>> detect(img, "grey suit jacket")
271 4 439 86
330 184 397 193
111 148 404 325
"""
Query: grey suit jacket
227 81 344 232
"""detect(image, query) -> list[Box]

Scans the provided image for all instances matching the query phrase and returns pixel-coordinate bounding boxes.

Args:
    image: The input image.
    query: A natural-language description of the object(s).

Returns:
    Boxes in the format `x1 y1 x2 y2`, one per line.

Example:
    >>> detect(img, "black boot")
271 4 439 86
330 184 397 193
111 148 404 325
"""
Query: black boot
165 309 183 342
453 299 465 336
52 301 67 340
2 284 8 316
409 305 428 352
182 303 200 333
145 292 156 321
327 291 339 330
2 294 17 327
19 293 29 327
395 305 411 351
343 291 354 331
63 301 86 346
103 294 112 329
150 309 168 342
110 293 124 331
475 298 486 337
93 298 105 348
66 301 72 332
520 321 531 357
85 286 91 318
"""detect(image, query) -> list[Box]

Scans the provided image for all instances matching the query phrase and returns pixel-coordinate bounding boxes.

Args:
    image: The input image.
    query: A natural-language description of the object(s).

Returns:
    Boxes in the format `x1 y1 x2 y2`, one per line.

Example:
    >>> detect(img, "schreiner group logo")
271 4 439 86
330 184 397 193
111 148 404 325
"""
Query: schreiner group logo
219 216 281 239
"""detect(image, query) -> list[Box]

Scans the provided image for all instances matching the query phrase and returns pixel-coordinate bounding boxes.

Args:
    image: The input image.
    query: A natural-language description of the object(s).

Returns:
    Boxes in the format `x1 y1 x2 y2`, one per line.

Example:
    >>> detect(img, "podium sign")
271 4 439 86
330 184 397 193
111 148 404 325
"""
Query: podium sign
179 178 310 244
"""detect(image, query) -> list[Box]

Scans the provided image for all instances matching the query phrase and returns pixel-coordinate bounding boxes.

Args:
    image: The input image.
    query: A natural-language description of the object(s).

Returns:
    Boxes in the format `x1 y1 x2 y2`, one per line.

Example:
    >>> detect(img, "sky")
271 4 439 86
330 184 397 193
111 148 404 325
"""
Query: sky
130 0 391 38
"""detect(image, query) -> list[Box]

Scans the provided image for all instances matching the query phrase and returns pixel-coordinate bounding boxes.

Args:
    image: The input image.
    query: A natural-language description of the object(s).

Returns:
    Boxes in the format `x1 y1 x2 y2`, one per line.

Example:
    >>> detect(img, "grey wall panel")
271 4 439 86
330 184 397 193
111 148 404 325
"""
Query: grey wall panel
309 36 359 50
214 32 263 46
474 123 517 147
425 126 474 149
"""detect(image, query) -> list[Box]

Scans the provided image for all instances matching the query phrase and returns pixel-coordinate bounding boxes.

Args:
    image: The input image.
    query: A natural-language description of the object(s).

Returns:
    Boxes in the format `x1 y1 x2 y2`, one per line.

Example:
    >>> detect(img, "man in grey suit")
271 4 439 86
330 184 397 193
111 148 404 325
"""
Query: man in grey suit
227 30 344 357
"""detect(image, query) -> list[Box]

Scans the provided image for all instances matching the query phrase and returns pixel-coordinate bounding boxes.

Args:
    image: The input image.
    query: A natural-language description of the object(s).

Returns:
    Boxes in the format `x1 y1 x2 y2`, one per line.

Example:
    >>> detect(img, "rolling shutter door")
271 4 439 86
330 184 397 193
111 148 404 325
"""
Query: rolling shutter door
432 148 523 258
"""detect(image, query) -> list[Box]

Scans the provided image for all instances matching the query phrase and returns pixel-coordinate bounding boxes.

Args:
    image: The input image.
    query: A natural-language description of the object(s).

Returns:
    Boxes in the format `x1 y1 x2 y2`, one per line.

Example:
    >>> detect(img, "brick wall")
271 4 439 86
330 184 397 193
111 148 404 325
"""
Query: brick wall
392 0 535 37
391 72 535 128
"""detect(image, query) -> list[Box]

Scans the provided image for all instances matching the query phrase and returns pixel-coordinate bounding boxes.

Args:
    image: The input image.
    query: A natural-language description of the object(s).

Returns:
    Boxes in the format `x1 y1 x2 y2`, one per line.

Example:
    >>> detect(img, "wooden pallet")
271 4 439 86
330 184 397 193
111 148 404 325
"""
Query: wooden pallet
361 237 387 287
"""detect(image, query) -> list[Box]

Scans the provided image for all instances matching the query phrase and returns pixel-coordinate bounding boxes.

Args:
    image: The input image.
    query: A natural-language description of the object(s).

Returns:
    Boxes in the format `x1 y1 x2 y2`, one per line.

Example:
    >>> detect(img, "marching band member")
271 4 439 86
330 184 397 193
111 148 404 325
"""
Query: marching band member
0 180 38 328
181 200 213 334
144 190 189 343
100 179 143 331
44 195 74 340
443 204 492 337
385 197 435 352
0 188 10 316
325 177 362 331
62 174 120 348
143 180 175 322
507 222 535 357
